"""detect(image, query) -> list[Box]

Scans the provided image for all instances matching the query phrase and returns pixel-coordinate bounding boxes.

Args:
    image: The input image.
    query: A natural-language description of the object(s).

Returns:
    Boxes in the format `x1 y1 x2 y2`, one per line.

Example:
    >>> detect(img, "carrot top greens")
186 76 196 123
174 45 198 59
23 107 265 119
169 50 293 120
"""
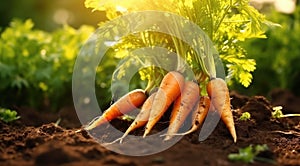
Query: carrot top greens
85 0 276 90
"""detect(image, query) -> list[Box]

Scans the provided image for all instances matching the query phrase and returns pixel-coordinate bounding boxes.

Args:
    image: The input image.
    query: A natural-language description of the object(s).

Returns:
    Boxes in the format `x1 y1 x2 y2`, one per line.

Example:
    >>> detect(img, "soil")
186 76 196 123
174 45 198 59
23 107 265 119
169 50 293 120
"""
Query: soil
1 89 300 166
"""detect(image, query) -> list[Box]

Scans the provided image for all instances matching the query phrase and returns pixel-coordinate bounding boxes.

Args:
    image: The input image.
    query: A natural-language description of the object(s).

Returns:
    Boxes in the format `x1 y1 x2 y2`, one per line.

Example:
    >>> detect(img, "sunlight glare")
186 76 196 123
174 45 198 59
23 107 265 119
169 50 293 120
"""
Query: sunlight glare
116 5 128 12
274 0 296 14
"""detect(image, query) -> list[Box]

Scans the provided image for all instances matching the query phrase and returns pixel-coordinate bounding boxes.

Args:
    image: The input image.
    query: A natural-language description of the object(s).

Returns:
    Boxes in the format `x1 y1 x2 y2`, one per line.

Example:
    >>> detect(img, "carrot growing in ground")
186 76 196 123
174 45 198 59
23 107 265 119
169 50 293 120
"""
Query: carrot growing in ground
84 89 147 131
108 92 157 144
164 96 211 137
143 71 185 137
163 81 200 141
207 78 237 143
187 96 211 135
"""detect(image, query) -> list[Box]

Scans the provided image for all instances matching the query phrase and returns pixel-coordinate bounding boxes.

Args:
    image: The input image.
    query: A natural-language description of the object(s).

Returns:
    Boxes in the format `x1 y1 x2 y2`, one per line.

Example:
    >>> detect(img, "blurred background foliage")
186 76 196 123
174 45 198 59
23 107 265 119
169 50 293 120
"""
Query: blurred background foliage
0 0 104 110
0 0 107 31
0 0 300 111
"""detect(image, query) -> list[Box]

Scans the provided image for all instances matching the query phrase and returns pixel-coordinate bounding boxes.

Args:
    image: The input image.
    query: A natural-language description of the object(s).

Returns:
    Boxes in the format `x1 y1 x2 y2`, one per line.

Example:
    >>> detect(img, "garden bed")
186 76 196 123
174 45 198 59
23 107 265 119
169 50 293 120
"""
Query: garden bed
1 89 299 166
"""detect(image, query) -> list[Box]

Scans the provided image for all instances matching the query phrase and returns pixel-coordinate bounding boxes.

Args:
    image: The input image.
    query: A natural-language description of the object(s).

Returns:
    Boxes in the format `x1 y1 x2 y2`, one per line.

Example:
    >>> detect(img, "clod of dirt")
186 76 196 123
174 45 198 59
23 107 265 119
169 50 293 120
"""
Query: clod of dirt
273 137 300 165
80 147 105 159
240 96 273 124
39 123 64 134
34 142 80 166
230 91 250 109
151 156 165 164
103 155 137 166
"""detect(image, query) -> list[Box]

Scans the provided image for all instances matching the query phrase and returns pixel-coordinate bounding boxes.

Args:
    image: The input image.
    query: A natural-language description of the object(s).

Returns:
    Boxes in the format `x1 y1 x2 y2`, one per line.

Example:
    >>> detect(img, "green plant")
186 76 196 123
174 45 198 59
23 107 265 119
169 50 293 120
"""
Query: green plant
0 108 20 123
271 106 300 118
228 144 274 164
0 19 95 110
85 0 273 89
239 112 251 121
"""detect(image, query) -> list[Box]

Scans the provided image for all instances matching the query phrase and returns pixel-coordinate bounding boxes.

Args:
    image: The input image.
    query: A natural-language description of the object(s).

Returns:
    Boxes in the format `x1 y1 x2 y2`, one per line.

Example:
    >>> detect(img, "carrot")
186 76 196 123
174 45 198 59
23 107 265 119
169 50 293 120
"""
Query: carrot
84 89 147 131
163 96 211 137
143 71 185 137
187 96 211 135
164 81 200 141
107 92 157 144
206 78 237 143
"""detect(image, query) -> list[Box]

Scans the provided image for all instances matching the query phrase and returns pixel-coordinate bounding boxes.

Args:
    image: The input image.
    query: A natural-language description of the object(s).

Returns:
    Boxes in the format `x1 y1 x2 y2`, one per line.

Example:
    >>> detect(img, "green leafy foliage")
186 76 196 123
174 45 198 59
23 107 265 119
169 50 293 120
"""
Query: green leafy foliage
0 19 94 110
0 108 20 123
228 144 273 164
236 6 300 96
85 0 271 87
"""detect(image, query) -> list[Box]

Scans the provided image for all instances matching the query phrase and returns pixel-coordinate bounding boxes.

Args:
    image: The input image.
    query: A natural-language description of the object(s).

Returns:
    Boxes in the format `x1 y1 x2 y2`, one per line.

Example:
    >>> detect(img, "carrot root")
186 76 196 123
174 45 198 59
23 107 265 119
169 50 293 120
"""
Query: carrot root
161 96 210 137
143 71 185 137
207 78 237 143
84 115 108 131
84 89 147 131
164 81 200 141
110 92 157 144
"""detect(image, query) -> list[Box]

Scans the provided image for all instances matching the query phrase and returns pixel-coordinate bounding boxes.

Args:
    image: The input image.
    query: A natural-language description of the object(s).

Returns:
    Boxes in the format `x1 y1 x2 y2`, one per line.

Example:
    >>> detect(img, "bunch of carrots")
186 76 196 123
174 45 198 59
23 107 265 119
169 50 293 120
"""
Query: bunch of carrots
84 71 237 143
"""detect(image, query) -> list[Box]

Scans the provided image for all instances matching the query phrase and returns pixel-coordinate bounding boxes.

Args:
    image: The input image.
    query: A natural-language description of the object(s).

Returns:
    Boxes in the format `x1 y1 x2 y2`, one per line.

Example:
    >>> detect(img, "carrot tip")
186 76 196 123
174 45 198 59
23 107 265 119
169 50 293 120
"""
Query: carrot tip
164 136 172 141
142 133 147 138
233 136 237 143
84 125 93 131
75 129 83 133
103 137 124 145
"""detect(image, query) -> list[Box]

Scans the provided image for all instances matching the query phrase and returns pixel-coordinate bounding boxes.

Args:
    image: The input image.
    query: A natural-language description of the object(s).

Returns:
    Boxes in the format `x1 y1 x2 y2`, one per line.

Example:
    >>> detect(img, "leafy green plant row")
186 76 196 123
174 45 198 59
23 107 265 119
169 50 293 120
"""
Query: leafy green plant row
0 19 95 110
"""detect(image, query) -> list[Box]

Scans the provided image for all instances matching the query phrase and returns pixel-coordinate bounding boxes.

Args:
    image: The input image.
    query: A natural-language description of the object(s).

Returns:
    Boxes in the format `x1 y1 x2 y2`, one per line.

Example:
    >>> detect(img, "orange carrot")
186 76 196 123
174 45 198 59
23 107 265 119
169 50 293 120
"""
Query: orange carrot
163 96 211 137
206 78 237 143
85 89 147 131
108 92 157 144
189 96 211 134
143 71 185 137
164 81 200 141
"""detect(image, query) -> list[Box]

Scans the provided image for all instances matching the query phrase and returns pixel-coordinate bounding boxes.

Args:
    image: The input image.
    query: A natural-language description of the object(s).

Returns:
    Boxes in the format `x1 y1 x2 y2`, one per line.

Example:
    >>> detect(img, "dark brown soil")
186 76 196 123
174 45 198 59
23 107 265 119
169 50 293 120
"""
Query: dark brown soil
1 90 300 166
